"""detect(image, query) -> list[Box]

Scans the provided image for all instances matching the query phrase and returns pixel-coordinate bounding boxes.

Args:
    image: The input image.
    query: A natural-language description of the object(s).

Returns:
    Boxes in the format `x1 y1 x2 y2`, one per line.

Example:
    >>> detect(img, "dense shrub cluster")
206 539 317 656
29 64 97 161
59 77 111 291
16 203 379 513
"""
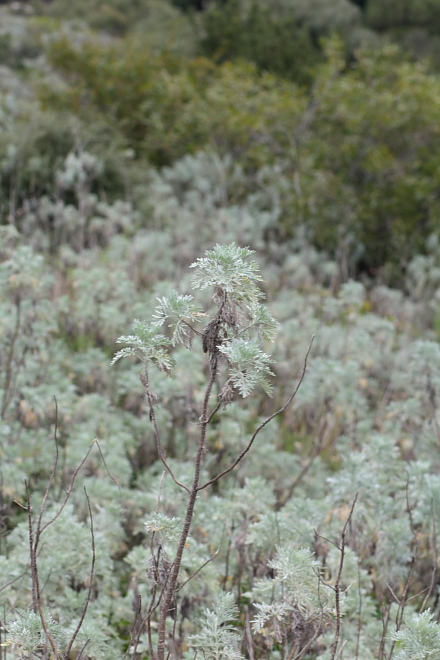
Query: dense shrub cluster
2 144 440 657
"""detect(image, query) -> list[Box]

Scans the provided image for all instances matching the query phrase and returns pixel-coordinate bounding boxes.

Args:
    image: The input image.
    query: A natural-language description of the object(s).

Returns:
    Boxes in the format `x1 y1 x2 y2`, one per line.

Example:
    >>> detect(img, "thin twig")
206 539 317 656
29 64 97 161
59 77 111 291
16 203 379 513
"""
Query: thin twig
314 531 341 552
207 400 222 424
290 616 324 660
378 603 391 660
421 499 438 612
385 480 420 659
76 638 91 660
245 609 255 660
198 336 315 491
142 368 190 494
176 523 225 593
330 493 358 660
40 441 95 535
176 549 220 592
386 582 400 604
64 487 96 660
355 558 362 660
0 563 31 594
36 397 60 537
386 558 415 660
94 439 121 494
25 480 37 614
181 320 203 337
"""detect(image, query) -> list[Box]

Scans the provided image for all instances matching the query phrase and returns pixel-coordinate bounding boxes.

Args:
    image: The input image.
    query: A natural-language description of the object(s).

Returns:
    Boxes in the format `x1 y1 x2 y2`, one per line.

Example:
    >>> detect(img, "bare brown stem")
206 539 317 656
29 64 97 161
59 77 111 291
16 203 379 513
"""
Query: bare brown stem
386 558 415 660
36 397 60 537
142 368 190 494
64 487 96 660
421 499 438 612
156 354 219 660
330 493 358 660
26 482 60 659
94 439 121 493
39 441 95 535
176 547 220 593
25 480 37 614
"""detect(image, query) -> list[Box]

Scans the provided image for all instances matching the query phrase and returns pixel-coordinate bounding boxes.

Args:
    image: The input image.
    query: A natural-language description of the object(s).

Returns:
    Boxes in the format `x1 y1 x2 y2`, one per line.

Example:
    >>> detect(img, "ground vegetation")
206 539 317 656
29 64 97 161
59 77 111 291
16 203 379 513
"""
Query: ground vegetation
2 1 440 658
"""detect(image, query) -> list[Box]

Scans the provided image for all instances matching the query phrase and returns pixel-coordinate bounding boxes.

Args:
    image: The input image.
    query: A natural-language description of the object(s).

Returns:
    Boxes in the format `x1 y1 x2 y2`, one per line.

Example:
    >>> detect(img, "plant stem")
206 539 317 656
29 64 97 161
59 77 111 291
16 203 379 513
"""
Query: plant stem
156 354 218 660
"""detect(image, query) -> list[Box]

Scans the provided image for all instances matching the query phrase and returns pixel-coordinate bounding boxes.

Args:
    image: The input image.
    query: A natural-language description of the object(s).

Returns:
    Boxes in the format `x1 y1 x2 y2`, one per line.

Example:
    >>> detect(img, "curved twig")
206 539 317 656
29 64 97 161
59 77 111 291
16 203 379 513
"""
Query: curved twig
197 336 315 492
141 368 190 494
330 493 358 660
64 487 96 660
40 441 95 535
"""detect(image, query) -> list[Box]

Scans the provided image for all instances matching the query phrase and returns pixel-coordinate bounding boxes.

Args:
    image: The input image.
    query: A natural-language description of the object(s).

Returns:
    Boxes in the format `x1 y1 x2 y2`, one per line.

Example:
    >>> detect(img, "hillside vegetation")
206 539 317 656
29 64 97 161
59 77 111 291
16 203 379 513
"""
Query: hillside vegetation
2 1 440 659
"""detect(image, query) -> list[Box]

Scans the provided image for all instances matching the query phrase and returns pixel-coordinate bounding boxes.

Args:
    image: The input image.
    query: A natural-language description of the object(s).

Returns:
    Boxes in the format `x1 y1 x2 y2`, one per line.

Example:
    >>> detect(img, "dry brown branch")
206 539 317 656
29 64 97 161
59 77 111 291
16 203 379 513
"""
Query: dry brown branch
197 336 315 492
141 368 190 494
330 493 358 660
176 547 221 593
25 480 60 659
76 638 91 659
421 499 438 612
156 353 220 660
36 397 60 534
386 558 415 660
206 400 222 424
94 439 121 493
355 557 362 660
378 603 391 660
40 440 95 535
0 564 31 595
64 487 96 660
245 609 255 660
22 403 108 660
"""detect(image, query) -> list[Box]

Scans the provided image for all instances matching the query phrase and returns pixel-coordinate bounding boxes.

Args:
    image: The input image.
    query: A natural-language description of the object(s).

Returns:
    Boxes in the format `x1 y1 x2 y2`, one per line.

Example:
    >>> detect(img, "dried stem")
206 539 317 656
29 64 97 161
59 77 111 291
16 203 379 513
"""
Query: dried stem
156 354 219 660
22 403 105 660
36 397 60 536
26 478 59 658
64 487 96 660
176 547 220 593
330 493 358 660
386 558 415 660
197 335 315 491
40 441 95 535
421 499 438 612
142 368 190 494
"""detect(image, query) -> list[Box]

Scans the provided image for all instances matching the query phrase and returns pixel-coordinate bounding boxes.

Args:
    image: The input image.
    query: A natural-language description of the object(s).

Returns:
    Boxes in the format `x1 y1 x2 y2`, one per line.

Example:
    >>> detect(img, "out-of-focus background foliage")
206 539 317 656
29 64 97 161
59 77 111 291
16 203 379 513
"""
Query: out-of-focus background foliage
3 1 440 658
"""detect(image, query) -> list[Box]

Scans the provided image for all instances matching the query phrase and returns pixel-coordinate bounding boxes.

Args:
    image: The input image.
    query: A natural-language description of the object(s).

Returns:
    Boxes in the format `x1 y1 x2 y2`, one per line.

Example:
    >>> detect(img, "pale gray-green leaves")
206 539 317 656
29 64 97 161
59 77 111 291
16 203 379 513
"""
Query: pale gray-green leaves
7 609 69 657
251 546 333 641
144 512 183 545
190 243 263 305
247 302 279 342
152 291 203 346
189 592 244 660
219 338 275 397
391 611 440 659
111 319 175 373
